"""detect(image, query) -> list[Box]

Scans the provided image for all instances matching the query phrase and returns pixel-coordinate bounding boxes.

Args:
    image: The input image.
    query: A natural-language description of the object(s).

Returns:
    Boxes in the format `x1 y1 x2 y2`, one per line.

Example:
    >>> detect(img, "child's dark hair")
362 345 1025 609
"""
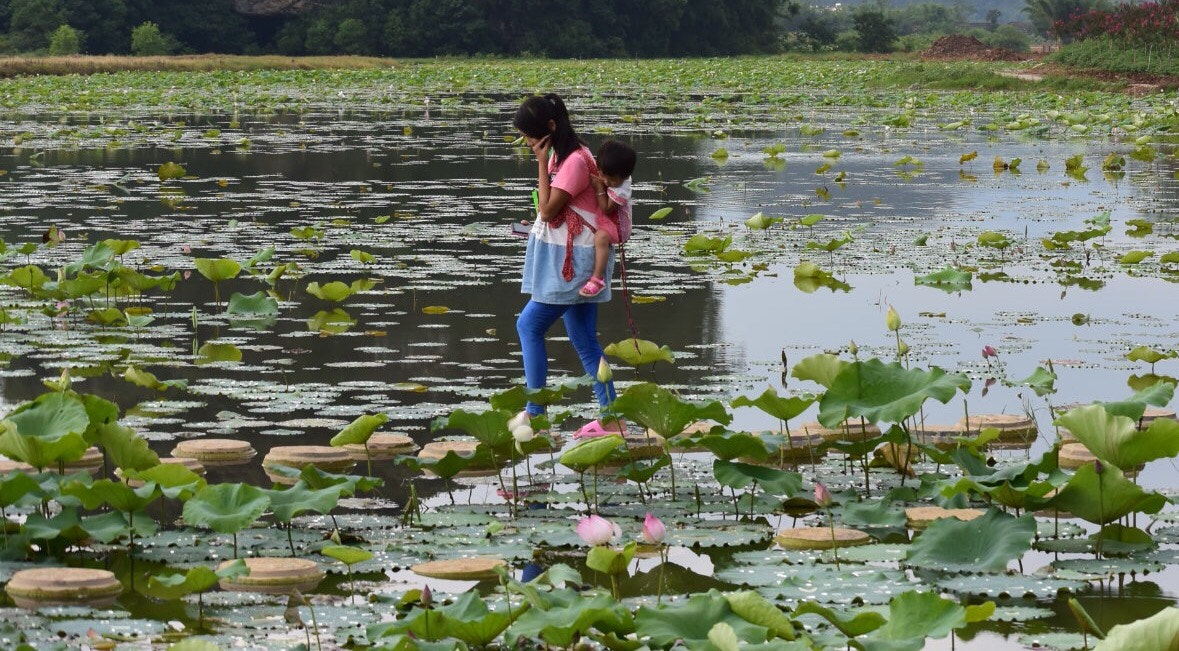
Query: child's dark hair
513 93 583 161
596 140 636 179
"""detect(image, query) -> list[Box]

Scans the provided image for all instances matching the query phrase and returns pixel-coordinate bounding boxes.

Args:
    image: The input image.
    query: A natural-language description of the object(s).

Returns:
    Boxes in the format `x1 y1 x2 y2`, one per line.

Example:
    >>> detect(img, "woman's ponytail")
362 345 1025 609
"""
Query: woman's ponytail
513 93 583 162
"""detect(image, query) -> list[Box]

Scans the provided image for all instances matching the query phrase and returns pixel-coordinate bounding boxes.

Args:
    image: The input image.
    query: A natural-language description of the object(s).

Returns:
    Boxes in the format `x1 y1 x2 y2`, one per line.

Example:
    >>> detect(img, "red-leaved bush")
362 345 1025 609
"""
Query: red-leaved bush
1052 0 1179 44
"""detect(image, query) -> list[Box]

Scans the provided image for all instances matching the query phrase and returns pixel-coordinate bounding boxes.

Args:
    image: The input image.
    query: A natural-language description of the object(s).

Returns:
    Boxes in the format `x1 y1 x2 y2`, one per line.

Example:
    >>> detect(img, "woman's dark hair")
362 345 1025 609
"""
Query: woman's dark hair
513 93 583 161
596 140 636 179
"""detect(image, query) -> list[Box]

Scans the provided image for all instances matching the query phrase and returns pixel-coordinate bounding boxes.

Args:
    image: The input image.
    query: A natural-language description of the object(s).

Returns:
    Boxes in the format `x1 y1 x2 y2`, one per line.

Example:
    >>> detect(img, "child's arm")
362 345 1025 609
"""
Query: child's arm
591 175 618 214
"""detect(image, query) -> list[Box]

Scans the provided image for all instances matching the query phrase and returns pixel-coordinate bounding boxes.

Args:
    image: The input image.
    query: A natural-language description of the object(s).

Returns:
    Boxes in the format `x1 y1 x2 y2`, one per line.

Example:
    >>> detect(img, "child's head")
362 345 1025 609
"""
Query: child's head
596 140 635 188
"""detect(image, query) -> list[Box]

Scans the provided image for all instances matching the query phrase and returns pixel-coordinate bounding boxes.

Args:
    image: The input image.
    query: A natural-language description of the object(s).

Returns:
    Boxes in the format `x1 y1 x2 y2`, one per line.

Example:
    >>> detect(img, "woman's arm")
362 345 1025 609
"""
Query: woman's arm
530 136 571 222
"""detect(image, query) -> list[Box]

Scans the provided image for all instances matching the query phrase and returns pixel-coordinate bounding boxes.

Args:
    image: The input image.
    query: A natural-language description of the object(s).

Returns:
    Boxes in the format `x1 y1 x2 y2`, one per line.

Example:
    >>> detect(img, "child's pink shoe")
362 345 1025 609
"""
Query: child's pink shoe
579 276 606 297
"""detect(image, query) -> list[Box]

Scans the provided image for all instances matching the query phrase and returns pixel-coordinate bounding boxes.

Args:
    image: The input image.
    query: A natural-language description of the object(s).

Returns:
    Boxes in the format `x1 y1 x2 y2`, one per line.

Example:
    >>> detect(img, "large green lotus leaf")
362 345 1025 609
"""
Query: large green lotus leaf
731 387 815 422
265 480 344 522
863 591 992 648
91 422 158 472
635 591 769 647
610 382 731 439
196 342 243 365
1008 366 1057 398
1095 607 1179 651
183 483 270 534
0 472 42 507
505 589 634 647
330 413 389 447
904 509 1035 573
617 455 671 484
587 542 636 575
819 360 970 428
124 365 186 391
306 281 356 302
914 267 973 292
63 478 159 513
193 258 241 282
308 308 356 333
696 430 772 461
1056 404 1179 470
1051 463 1166 525
603 338 674 366
1101 381 1174 420
146 560 248 600
724 591 796 640
131 463 205 500
23 506 89 542
489 376 594 411
793 601 885 638
790 354 849 389
395 449 481 480
84 510 157 543
371 591 515 646
79 393 120 432
0 423 87 469
1 392 91 467
839 499 907 528
713 460 801 496
559 434 624 471
322 544 374 566
438 409 512 451
225 291 279 316
294 465 382 495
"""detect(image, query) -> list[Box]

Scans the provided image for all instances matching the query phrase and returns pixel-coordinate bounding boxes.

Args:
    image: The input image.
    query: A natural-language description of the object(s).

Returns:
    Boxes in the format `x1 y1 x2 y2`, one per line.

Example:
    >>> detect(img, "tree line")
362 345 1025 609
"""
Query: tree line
0 0 783 58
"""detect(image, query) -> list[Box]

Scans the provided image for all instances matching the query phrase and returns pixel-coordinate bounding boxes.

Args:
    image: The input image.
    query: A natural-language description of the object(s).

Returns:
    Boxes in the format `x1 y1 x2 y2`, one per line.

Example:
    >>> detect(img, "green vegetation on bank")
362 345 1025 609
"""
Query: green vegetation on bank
0 53 395 77
1053 37 1179 78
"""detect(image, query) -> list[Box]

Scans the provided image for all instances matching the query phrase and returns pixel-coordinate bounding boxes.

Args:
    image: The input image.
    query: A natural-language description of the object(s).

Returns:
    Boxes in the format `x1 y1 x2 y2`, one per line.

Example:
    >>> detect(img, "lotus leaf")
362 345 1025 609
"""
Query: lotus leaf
635 590 769 648
505 589 634 647
265 480 345 522
914 267 972 292
183 483 270 534
818 359 970 429
559 434 624 471
731 387 814 423
130 463 205 499
610 382 730 438
331 413 389 447
603 338 674 366
684 234 730 254
193 258 241 283
91 422 158 472
308 308 356 333
225 291 278 316
369 591 518 646
64 478 159 514
396 449 482 480
696 430 773 461
713 460 801 496
147 559 248 600
791 353 849 389
158 161 186 180
1051 462 1166 525
322 544 374 566
793 601 885 638
0 392 90 468
124 365 186 391
306 280 356 301
649 207 673 220
1056 404 1179 471
862 591 993 649
904 509 1035 573
1008 366 1057 397
1094 607 1179 650
587 541 636 574
724 591 796 640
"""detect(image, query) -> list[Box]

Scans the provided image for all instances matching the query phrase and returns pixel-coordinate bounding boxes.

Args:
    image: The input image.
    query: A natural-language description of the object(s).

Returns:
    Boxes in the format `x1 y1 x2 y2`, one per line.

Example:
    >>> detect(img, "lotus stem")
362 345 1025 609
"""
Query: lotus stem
656 545 667 605
364 442 373 478
287 523 295 555
828 506 840 570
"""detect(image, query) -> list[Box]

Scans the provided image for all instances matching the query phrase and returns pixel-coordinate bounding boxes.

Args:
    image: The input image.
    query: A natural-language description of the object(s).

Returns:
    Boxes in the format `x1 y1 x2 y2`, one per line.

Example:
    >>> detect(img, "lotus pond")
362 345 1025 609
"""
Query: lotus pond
2 58 1179 650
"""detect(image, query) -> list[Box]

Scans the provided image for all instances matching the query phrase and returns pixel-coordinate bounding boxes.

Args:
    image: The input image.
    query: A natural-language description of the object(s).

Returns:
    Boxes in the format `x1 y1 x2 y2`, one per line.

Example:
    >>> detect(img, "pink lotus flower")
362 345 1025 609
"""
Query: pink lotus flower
813 482 832 508
576 515 617 546
641 513 665 545
982 345 998 359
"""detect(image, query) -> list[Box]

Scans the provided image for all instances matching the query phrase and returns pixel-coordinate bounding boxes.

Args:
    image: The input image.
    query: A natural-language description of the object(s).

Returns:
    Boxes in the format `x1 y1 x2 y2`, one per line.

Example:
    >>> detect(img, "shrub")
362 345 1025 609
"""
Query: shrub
48 25 82 56
853 9 897 53
984 25 1032 52
130 22 175 56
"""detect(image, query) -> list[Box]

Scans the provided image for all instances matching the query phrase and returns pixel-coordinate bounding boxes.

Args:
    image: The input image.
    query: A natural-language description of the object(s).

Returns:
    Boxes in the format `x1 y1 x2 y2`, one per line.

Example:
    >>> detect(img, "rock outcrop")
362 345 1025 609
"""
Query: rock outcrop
232 0 329 15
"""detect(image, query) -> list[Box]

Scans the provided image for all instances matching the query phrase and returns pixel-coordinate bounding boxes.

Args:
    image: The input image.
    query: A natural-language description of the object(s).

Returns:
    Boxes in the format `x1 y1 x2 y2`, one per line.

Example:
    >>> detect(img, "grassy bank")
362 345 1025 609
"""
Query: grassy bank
1052 38 1179 79
0 54 396 77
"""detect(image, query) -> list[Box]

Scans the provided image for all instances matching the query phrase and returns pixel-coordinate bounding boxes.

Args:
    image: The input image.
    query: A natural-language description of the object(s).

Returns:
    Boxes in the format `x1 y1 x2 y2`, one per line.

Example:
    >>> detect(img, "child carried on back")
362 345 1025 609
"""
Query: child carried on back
579 139 636 298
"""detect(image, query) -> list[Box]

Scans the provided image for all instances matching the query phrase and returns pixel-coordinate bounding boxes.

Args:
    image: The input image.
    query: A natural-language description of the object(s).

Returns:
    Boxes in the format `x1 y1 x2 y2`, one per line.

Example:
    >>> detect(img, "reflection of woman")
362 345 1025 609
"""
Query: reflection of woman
513 94 621 435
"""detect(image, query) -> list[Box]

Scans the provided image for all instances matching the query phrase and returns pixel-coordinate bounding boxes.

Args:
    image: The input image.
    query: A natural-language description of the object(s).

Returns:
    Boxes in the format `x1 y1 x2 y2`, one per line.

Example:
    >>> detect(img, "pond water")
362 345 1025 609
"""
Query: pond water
2 79 1179 649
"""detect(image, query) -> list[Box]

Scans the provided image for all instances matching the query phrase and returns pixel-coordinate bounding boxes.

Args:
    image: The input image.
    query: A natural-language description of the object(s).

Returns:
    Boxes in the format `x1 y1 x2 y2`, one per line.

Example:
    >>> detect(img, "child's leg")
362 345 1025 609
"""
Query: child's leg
591 229 610 280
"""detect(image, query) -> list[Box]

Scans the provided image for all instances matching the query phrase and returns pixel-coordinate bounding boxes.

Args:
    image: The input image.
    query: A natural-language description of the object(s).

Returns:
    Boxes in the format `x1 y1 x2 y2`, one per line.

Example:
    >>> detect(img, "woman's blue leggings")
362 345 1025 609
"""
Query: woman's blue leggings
516 300 616 417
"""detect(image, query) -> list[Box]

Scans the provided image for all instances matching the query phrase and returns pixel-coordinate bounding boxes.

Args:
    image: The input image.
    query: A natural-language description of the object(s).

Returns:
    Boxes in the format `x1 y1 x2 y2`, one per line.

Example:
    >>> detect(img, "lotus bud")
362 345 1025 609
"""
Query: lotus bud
848 340 858 357
420 584 433 608
885 305 902 332
507 411 531 432
981 345 998 359
1093 459 1104 475
596 357 613 384
814 482 832 508
641 512 666 545
512 424 535 443
897 338 910 357
576 514 616 546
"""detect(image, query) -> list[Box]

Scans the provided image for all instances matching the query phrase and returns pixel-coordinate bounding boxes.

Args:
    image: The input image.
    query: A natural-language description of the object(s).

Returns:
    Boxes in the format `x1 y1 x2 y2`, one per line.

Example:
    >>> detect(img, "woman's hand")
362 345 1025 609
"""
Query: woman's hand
529 135 551 162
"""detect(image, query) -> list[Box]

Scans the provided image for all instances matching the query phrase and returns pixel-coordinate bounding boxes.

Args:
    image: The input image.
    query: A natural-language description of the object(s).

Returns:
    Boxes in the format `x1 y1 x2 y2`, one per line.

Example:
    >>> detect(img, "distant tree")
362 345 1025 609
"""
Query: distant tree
130 21 174 55
61 0 128 53
982 24 1031 50
47 24 81 55
1023 0 1109 37
852 7 896 53
986 8 1003 29
8 0 66 51
333 18 369 55
891 3 969 37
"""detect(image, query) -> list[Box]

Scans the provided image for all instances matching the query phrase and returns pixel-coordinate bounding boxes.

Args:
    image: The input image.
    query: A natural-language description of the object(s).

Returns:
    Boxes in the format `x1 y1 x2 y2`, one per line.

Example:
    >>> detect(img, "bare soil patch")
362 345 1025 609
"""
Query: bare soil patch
921 35 1026 62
